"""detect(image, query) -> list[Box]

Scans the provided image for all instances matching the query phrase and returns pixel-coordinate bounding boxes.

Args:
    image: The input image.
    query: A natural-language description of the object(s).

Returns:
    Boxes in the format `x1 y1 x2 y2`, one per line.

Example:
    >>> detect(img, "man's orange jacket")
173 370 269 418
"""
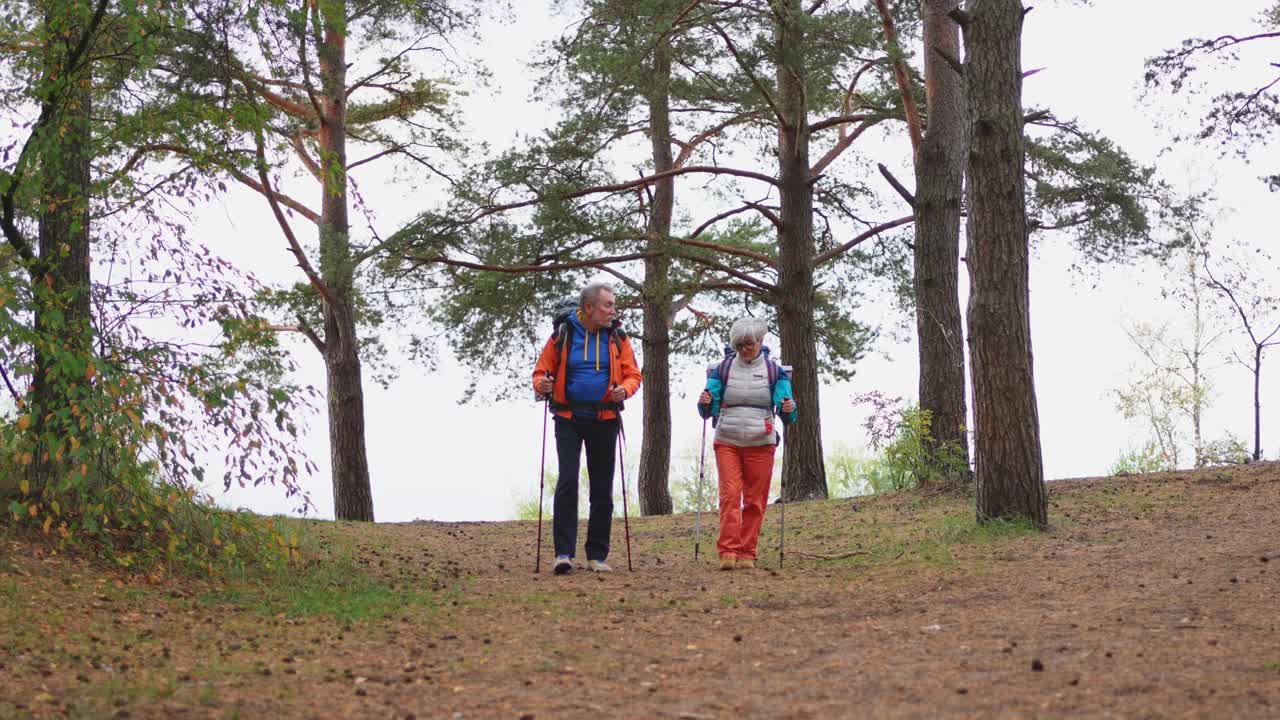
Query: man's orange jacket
532 320 642 421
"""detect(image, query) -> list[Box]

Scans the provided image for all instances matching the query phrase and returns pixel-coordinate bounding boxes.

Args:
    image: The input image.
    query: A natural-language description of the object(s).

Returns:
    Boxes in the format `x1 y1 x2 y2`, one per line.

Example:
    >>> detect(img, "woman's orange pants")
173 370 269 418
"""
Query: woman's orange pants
713 442 776 560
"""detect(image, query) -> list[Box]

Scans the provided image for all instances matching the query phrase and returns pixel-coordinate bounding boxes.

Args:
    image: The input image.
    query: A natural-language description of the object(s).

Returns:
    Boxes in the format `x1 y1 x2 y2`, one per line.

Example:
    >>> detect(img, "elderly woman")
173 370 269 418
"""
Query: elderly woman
697 318 797 570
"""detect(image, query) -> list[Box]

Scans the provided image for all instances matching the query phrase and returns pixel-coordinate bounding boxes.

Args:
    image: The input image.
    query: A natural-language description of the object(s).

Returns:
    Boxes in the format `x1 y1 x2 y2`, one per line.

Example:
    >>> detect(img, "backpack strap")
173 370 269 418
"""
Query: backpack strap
716 353 734 387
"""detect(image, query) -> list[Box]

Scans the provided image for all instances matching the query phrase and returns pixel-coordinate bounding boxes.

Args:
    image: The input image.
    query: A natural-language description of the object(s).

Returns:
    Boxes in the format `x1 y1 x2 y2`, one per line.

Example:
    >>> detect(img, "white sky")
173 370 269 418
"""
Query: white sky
194 1 1280 521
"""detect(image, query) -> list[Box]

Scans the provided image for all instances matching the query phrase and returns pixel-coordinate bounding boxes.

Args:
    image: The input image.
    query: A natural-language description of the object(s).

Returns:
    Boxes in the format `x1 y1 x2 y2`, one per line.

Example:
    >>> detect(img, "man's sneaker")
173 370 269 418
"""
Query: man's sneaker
588 559 613 573
553 556 573 575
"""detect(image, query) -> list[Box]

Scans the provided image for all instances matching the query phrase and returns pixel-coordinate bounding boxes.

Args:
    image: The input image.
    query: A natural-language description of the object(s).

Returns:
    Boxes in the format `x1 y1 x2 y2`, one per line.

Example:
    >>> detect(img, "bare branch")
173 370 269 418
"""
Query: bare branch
287 130 324 182
405 251 658 274
815 215 915 265
674 109 764 167
877 163 915 207
595 263 644 293
297 316 326 353
690 203 755 238
809 113 872 134
933 46 964 78
0 362 20 406
462 164 779 225
673 250 776 292
810 118 878 178
677 236 776 267
250 101 335 307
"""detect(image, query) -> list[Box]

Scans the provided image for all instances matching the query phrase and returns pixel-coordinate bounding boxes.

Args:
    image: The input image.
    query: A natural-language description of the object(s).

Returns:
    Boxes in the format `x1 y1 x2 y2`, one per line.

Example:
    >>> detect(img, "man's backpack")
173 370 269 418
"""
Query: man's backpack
550 298 579 348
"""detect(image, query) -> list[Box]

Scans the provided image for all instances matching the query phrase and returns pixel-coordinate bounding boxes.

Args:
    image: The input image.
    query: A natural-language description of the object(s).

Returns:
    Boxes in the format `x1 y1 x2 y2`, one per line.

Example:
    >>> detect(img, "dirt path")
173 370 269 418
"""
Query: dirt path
3 463 1278 718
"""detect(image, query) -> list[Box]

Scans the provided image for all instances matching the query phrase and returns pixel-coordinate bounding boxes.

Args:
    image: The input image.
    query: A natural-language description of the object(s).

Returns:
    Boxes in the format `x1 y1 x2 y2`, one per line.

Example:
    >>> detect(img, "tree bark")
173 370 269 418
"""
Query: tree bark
638 33 675 516
1253 346 1262 462
913 0 971 480
776 0 827 502
318 3 374 521
958 0 1046 527
30 3 94 492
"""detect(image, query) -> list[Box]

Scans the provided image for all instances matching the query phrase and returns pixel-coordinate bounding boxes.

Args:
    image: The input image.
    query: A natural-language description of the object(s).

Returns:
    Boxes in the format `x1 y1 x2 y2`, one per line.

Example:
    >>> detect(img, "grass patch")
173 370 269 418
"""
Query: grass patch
199 528 444 624
1264 660 1280 673
928 515 1041 544
0 578 18 610
790 508 1042 571
202 557 438 623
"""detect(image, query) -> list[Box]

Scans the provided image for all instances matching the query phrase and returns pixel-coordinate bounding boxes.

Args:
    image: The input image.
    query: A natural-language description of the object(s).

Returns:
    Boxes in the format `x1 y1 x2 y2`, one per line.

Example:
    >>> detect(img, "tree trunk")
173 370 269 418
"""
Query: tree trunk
913 0 971 480
776 0 827 502
1253 346 1262 462
324 302 374 520
1189 251 1205 467
30 4 94 492
958 0 1046 527
318 3 374 521
638 35 675 516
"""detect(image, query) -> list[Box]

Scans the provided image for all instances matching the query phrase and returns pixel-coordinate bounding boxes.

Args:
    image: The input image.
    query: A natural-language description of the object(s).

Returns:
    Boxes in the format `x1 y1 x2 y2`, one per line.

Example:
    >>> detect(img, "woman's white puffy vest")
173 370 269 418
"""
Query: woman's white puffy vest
714 353 776 447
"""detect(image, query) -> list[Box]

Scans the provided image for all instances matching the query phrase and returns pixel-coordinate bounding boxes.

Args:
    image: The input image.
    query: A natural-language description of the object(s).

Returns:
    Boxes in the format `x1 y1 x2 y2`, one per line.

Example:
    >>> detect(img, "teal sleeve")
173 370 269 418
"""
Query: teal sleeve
698 375 723 419
774 376 797 424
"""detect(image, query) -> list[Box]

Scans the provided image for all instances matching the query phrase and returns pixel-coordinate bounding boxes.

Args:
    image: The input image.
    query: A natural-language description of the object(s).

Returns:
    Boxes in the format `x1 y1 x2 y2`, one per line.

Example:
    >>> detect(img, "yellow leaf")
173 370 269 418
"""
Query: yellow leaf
85 363 96 380
28 503 38 517
42 515 53 534
16 415 30 431
19 479 29 495
79 463 88 477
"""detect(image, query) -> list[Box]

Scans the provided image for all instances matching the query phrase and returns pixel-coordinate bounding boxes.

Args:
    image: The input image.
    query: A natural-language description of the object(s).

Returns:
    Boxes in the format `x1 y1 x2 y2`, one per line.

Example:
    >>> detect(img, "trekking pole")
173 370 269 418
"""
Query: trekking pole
779 476 785 569
616 408 633 572
694 416 707 561
778 396 790 569
534 373 551 573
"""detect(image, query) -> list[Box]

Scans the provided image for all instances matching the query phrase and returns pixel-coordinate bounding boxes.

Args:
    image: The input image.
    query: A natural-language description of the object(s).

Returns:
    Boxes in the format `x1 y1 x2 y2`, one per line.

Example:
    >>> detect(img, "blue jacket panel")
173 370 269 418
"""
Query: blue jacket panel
564 314 611 410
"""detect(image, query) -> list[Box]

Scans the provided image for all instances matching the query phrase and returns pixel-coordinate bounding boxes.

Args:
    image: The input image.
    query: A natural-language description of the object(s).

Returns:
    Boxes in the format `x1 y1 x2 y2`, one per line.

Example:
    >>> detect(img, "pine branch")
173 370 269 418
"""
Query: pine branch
709 23 786 129
815 214 915 265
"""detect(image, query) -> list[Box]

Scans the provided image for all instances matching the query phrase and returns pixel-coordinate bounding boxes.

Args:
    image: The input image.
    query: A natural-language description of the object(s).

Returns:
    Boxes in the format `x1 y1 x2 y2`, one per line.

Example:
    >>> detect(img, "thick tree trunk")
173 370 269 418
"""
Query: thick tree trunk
776 0 827 502
958 0 1046 527
914 0 971 480
324 302 374 520
318 4 374 521
30 6 93 492
638 36 675 516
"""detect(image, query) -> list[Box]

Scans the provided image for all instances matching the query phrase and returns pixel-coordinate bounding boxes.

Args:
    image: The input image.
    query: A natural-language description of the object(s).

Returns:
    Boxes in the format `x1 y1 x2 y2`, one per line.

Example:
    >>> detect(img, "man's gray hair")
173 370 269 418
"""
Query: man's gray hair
729 317 768 348
580 281 615 308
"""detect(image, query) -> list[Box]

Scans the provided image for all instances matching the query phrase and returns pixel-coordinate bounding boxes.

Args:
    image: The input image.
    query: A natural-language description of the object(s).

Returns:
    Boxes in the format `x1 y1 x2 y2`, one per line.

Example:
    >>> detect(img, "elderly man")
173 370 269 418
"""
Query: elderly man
533 282 642 574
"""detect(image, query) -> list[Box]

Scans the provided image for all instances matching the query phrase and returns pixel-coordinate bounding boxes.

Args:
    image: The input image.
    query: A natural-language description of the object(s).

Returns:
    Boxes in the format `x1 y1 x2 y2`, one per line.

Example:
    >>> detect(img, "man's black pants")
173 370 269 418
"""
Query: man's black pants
552 416 618 562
